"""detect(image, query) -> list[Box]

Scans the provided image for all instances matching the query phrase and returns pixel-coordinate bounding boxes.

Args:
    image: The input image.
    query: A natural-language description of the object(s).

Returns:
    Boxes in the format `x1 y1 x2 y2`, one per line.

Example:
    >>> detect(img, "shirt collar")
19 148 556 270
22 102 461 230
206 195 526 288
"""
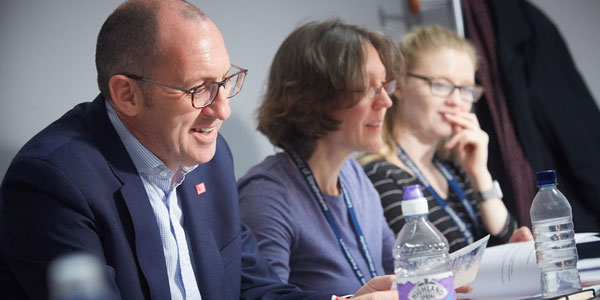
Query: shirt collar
104 100 198 176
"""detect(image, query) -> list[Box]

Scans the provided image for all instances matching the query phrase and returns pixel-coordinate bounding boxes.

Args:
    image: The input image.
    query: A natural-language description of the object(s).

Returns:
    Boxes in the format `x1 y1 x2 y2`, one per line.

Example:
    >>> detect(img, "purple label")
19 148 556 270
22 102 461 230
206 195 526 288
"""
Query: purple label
397 273 455 300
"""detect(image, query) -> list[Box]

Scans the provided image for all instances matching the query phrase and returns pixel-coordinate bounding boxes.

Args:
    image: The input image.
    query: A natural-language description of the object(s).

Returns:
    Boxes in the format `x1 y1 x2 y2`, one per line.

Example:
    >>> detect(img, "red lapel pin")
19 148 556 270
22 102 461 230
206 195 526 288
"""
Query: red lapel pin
195 182 206 195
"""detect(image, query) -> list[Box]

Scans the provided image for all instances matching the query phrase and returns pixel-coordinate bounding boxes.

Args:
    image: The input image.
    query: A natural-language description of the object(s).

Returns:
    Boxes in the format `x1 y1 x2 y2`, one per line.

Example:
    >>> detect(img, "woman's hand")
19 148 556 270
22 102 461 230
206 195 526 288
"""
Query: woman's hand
443 111 489 181
443 111 494 192
350 276 474 300
351 275 397 299
444 111 511 236
456 284 474 300
508 226 534 243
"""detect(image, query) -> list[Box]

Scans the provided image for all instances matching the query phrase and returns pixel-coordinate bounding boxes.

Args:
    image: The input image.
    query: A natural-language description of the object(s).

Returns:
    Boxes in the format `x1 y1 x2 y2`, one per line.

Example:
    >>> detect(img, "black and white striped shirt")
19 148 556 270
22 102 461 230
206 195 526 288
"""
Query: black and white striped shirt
363 159 515 252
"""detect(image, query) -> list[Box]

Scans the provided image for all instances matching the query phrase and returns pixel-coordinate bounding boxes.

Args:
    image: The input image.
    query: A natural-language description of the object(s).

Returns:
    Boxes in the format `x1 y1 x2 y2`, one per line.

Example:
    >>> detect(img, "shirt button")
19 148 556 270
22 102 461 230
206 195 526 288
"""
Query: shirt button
159 171 168 177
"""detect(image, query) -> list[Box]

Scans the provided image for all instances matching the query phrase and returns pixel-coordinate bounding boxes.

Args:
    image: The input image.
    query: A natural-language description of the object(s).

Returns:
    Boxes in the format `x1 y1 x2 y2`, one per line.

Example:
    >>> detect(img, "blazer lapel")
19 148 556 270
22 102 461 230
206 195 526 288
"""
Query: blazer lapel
179 175 224 299
87 96 171 299
117 172 171 300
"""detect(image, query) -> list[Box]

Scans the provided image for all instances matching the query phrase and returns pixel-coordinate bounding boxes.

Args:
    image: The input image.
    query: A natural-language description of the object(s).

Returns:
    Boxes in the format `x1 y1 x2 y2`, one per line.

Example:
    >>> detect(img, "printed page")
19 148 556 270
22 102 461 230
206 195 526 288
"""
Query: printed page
457 232 600 300
457 240 541 300
450 234 490 288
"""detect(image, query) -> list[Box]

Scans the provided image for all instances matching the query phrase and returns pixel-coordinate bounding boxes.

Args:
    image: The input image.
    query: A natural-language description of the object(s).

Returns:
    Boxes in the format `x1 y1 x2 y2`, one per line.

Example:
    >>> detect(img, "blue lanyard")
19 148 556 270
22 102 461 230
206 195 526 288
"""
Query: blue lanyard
286 150 378 285
396 145 482 244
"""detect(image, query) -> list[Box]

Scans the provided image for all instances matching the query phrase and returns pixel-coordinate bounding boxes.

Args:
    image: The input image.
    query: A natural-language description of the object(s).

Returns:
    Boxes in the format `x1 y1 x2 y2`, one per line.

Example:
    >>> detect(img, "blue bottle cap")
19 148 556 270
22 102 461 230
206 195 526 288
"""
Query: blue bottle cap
536 170 557 186
403 184 424 200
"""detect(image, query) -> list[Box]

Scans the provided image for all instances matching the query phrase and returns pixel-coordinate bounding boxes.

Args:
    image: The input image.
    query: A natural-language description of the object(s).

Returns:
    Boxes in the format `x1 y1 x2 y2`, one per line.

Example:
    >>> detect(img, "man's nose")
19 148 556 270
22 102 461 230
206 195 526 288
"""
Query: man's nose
201 87 231 120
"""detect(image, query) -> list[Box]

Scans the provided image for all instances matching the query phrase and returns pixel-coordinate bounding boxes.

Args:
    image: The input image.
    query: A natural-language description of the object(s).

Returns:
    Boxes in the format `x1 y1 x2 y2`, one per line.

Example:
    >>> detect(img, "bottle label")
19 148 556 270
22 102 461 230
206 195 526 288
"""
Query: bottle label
397 271 455 300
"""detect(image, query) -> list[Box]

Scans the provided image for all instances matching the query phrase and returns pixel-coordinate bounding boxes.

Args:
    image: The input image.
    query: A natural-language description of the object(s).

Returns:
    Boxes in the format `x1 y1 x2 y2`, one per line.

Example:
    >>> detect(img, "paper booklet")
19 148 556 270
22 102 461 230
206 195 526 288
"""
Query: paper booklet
449 234 490 288
456 232 600 300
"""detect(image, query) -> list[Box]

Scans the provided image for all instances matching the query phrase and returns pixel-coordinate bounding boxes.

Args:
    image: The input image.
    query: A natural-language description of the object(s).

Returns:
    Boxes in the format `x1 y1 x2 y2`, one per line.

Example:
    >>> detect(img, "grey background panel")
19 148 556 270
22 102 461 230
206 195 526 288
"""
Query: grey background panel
1 0 598 180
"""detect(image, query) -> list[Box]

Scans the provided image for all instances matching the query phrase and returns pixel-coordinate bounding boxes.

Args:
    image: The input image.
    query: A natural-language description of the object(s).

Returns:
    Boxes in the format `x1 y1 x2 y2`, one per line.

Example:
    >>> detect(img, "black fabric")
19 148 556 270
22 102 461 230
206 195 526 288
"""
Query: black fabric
0 193 28 300
462 0 536 227
363 159 516 253
576 234 600 260
482 0 600 232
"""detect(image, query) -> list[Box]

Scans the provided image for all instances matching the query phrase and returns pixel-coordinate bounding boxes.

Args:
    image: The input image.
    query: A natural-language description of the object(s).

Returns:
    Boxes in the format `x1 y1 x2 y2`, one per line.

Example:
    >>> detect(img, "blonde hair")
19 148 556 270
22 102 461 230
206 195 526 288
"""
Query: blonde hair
401 25 478 73
358 25 478 165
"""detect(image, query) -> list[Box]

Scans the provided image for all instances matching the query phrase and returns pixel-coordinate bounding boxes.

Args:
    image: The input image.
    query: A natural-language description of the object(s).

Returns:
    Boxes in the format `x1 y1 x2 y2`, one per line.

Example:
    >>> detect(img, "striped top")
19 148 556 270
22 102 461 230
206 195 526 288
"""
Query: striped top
363 158 515 252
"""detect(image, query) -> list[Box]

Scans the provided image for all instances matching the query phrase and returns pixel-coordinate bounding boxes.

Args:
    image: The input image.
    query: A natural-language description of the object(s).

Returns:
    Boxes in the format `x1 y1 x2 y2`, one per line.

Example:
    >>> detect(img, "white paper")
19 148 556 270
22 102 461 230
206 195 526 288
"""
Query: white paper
575 232 600 244
581 268 600 287
450 235 490 288
457 232 600 300
458 240 540 299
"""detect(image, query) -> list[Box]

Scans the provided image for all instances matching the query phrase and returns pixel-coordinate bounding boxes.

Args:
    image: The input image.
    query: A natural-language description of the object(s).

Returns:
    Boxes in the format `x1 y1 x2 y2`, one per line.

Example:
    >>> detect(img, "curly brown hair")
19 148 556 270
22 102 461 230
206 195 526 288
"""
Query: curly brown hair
257 19 404 160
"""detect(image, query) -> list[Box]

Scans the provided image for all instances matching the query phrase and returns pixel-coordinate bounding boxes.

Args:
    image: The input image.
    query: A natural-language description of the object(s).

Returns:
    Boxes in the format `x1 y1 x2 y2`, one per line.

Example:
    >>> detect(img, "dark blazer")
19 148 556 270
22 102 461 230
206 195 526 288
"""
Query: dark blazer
0 95 326 300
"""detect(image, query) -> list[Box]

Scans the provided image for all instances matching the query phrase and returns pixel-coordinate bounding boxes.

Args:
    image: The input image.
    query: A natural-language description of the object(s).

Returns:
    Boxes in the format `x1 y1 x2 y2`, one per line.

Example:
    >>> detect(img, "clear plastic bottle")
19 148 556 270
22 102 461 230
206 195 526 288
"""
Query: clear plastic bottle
394 184 455 300
530 170 581 298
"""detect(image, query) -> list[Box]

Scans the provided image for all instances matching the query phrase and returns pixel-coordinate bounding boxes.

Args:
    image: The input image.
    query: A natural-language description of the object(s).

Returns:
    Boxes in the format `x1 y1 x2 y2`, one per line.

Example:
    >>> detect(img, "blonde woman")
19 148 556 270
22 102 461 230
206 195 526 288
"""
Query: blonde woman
360 26 531 252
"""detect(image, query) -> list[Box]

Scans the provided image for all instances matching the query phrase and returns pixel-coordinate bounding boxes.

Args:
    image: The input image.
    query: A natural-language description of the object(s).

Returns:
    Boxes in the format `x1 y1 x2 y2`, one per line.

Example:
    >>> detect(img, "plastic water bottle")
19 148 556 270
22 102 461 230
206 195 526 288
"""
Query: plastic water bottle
530 170 581 298
393 184 455 300
48 252 109 300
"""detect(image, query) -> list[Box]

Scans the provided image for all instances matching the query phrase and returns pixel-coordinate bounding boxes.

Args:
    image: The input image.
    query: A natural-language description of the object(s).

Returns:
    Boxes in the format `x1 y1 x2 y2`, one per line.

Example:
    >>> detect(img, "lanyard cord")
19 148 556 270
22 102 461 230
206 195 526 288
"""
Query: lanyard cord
396 144 482 244
286 150 378 285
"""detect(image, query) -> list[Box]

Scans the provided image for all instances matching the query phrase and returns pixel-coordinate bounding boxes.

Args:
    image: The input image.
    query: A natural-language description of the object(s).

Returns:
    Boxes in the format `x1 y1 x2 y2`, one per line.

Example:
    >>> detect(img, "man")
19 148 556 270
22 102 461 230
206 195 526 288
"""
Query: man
0 1 396 299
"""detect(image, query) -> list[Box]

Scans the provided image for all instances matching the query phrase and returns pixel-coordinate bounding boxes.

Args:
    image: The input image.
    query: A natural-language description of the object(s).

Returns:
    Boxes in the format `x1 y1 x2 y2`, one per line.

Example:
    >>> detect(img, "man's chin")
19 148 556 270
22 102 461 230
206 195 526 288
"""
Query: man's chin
185 144 217 166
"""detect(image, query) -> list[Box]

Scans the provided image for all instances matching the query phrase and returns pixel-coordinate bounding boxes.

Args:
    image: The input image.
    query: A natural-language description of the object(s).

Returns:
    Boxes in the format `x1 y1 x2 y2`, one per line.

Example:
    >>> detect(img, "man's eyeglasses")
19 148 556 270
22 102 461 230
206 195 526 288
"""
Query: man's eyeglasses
124 64 248 109
407 73 483 103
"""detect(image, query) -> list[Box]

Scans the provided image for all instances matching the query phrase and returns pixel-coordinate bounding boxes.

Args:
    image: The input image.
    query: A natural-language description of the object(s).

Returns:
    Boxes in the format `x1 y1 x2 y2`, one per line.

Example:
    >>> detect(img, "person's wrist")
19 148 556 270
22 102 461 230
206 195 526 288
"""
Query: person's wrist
479 180 503 201
469 169 493 191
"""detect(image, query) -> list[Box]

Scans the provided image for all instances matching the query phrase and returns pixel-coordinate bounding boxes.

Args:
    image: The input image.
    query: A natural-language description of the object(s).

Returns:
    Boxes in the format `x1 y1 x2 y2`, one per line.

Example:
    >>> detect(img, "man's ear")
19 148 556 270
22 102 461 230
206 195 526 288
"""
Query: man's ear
108 75 143 117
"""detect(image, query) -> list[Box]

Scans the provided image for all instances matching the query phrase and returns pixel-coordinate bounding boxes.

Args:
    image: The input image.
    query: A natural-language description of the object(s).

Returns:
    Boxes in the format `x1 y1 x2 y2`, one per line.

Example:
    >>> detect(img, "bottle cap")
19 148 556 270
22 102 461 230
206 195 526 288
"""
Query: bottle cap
403 184 423 200
401 184 428 216
536 170 557 186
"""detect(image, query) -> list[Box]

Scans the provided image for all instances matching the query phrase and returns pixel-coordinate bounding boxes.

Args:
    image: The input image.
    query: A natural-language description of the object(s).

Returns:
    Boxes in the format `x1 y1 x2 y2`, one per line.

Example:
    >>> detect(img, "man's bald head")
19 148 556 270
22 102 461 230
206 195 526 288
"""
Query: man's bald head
95 0 208 100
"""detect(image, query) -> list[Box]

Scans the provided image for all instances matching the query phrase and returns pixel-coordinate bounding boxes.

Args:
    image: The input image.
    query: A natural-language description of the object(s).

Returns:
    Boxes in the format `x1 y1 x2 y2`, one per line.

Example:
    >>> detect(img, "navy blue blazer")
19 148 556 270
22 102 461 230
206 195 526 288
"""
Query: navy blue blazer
0 95 327 300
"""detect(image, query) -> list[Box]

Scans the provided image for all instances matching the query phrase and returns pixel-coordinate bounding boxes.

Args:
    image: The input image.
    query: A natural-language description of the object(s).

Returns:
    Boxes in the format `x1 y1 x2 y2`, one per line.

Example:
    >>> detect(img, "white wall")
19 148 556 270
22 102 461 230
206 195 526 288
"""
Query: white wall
1 0 598 181
0 0 420 180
